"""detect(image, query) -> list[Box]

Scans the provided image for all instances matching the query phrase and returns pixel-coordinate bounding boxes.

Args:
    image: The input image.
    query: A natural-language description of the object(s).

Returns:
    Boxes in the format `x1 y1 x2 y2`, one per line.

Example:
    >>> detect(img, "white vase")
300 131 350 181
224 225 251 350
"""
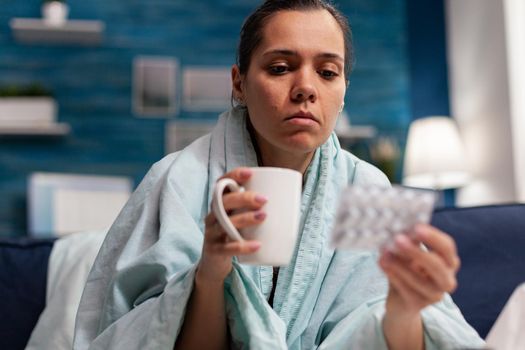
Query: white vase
42 1 69 27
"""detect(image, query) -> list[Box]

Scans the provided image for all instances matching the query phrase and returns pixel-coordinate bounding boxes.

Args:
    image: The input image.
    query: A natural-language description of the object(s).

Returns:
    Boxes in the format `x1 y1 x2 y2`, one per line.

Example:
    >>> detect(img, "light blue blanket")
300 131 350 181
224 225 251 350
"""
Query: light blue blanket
74 107 484 349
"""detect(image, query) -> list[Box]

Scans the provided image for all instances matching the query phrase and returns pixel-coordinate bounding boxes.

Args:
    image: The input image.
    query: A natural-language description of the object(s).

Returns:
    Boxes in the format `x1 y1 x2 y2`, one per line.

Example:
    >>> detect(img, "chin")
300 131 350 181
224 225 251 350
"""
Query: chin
283 134 324 153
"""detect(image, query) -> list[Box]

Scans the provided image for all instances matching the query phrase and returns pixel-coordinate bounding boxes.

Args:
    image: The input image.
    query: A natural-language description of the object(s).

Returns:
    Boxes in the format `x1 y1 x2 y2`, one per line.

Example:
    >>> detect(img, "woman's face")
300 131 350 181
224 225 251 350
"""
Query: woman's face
233 9 347 157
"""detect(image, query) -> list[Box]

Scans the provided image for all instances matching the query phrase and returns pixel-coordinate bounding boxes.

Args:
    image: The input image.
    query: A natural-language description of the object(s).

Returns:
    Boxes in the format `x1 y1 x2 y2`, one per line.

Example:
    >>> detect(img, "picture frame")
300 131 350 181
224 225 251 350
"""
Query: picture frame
133 56 179 117
182 66 232 112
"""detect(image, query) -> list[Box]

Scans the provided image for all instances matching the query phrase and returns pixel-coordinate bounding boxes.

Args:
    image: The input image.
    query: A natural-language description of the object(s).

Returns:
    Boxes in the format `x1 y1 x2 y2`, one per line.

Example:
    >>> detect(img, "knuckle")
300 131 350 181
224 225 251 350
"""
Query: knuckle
243 191 255 203
237 244 249 254
234 167 249 181
450 237 458 251
248 192 259 203
239 242 253 254
235 168 245 177
409 260 420 273
431 291 444 303
413 247 427 261
447 277 458 293
218 172 232 181
444 235 456 252
232 215 248 227
453 256 461 271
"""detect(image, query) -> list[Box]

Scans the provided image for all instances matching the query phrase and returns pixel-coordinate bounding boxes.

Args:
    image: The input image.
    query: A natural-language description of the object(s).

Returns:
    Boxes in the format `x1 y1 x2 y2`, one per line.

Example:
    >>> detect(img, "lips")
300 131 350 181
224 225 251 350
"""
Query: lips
285 111 319 124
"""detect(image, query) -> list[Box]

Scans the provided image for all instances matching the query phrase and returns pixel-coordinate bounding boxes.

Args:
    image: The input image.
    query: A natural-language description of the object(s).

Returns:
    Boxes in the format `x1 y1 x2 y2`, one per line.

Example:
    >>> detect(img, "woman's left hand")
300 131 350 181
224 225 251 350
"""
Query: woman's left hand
378 224 461 349
379 223 461 317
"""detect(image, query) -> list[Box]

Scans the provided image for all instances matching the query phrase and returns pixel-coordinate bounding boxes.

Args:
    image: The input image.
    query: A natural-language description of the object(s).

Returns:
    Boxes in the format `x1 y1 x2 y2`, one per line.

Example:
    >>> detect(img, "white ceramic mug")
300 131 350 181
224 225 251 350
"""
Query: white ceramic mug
211 167 302 266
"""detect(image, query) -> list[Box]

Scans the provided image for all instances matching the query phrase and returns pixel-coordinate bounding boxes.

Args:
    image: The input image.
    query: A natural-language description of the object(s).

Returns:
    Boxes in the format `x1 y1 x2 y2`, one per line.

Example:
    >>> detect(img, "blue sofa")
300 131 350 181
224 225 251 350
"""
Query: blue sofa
430 204 525 338
1 204 524 349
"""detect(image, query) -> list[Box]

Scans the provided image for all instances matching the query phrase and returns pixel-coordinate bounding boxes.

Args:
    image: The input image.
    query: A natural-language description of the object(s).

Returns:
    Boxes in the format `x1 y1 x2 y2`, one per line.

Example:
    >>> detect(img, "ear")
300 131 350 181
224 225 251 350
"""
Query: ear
231 64 244 101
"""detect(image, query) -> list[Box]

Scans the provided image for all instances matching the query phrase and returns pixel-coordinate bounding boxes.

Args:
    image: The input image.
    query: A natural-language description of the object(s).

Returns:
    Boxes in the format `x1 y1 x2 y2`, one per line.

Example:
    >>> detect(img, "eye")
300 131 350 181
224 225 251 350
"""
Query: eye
268 65 288 75
318 69 339 80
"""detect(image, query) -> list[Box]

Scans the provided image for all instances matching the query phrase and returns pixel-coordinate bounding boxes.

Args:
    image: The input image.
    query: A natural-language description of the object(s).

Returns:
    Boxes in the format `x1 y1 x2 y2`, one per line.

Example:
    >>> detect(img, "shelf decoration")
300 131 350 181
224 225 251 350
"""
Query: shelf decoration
0 83 70 136
41 0 69 27
9 0 104 45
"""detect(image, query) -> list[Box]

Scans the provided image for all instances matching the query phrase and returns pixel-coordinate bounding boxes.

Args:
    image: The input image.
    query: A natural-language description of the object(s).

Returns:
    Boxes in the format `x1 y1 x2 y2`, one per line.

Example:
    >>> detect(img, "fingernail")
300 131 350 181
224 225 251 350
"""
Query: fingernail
384 240 399 255
240 169 252 177
255 195 268 204
414 224 428 238
248 241 261 250
395 234 411 249
254 211 266 220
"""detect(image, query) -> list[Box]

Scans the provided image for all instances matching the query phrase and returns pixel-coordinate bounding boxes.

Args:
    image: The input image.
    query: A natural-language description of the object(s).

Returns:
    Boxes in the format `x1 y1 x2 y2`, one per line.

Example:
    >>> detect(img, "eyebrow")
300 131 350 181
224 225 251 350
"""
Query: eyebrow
262 49 344 63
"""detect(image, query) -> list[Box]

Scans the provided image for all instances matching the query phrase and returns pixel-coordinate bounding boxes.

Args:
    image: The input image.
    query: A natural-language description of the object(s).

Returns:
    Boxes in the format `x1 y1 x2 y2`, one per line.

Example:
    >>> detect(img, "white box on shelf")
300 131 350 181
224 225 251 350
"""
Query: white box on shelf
0 97 57 127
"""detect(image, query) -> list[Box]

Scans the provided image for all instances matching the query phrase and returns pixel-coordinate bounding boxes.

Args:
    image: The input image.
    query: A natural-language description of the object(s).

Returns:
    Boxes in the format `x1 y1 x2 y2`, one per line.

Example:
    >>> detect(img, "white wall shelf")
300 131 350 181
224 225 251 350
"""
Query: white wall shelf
10 18 104 45
0 123 71 137
336 126 377 142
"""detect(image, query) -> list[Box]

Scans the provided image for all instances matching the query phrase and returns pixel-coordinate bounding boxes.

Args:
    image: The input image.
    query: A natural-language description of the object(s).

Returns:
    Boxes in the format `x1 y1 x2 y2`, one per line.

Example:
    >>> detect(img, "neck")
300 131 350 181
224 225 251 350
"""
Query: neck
259 143 315 175
247 118 315 175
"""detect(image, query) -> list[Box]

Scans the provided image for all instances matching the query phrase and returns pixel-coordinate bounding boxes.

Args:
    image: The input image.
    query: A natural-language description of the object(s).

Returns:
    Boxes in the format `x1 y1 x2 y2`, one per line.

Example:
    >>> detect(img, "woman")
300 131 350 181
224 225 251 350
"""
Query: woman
74 1 485 349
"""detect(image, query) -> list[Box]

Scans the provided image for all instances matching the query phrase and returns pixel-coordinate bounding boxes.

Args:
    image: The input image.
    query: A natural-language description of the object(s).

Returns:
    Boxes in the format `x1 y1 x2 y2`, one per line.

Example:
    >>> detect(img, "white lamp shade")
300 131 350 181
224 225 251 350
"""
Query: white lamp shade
403 116 470 189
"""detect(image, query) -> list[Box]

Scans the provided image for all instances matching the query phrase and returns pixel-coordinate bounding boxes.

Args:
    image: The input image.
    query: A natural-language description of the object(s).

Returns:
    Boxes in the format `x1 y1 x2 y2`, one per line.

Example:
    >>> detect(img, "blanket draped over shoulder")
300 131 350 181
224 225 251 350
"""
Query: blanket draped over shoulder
74 107 484 349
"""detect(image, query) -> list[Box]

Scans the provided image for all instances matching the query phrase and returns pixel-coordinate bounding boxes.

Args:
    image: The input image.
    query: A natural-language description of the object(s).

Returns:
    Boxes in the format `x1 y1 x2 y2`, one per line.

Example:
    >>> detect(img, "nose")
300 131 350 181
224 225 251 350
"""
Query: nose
291 69 317 103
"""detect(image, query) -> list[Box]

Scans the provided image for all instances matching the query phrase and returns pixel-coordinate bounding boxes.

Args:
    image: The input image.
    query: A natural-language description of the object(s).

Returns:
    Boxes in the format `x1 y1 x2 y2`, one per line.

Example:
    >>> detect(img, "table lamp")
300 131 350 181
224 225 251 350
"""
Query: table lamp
403 116 470 190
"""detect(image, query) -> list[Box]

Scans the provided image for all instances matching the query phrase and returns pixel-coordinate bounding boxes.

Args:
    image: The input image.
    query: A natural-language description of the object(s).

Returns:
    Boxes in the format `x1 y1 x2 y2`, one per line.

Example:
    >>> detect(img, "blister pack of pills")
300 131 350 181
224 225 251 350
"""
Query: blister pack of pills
331 185 437 251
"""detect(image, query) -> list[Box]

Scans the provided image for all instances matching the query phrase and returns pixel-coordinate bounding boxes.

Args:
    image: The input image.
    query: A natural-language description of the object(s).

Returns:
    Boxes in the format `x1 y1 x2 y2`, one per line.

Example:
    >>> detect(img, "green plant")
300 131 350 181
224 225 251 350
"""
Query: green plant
370 136 401 183
0 83 53 97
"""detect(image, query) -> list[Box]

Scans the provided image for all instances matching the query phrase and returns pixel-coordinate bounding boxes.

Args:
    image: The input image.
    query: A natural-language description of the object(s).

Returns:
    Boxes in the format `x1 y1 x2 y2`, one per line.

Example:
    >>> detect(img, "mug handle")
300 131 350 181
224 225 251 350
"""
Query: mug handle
211 178 245 241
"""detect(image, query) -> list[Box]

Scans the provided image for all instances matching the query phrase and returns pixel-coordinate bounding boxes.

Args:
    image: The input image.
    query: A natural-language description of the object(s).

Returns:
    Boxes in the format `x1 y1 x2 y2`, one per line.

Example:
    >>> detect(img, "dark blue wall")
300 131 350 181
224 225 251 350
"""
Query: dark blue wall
406 0 450 119
406 0 455 207
0 0 411 237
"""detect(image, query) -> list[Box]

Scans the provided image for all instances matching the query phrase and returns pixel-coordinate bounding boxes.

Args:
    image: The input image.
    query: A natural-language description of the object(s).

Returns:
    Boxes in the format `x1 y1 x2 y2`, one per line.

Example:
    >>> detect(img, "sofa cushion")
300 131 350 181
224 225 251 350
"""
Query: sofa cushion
26 230 106 350
431 204 525 339
0 238 55 350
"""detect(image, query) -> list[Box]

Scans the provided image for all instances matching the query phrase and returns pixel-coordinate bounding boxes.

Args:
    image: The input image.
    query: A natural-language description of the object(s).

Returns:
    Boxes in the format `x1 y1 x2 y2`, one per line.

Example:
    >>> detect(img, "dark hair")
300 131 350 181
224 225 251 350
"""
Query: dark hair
236 0 354 81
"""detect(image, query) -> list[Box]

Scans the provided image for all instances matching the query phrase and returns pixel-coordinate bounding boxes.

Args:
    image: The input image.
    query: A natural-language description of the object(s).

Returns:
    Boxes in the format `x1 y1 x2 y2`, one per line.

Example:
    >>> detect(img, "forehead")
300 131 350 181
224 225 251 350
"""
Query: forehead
257 9 345 57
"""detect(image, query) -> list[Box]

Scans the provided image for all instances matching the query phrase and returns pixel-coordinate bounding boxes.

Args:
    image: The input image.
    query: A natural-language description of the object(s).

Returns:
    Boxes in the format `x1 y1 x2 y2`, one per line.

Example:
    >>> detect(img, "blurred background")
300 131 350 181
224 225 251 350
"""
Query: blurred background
0 0 523 237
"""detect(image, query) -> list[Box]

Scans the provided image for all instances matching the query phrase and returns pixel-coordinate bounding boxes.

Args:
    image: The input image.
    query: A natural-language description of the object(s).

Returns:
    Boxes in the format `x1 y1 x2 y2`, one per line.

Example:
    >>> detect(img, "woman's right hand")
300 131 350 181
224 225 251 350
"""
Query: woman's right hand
197 167 268 284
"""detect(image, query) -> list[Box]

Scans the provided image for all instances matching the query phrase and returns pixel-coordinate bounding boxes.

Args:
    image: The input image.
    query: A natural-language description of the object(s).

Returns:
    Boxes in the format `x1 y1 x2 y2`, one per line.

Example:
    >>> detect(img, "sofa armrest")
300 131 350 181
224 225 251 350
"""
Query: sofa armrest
0 238 55 350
